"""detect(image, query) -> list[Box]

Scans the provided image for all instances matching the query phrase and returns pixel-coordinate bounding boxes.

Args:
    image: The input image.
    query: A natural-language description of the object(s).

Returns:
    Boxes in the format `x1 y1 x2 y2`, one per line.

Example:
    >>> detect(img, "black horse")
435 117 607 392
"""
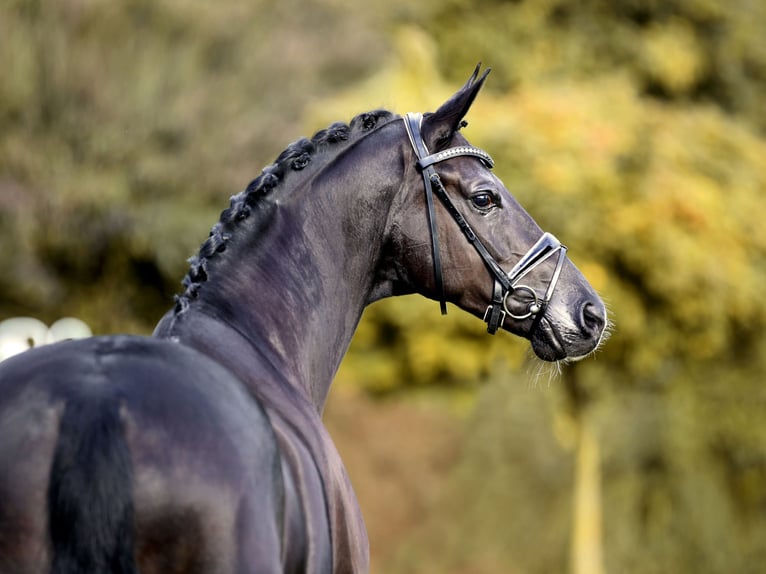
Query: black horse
0 67 606 573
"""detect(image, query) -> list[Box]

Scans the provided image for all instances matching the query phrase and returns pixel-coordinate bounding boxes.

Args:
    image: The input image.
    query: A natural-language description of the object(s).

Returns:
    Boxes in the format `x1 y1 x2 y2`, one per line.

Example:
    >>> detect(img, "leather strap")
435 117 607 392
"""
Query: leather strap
402 112 567 334
428 173 512 293
483 280 507 334
418 147 493 170
403 113 448 314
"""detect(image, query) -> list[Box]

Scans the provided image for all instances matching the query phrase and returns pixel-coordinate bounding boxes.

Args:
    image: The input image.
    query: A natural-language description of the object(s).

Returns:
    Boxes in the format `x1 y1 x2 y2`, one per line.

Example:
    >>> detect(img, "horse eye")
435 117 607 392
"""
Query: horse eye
471 192 495 210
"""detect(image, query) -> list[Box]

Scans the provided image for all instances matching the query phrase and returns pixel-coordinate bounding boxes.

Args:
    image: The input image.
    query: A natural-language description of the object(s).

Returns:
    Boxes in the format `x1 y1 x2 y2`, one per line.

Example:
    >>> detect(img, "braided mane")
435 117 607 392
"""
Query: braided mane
174 109 396 315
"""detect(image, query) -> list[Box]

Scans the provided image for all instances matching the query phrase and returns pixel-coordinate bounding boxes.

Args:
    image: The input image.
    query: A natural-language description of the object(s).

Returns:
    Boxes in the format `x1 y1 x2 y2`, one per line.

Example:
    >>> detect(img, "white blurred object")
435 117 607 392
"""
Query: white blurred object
0 317 92 361
46 317 93 344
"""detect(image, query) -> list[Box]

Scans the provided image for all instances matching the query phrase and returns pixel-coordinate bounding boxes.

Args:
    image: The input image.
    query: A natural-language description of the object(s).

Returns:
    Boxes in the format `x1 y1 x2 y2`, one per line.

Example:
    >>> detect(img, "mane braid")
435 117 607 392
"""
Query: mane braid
173 109 395 315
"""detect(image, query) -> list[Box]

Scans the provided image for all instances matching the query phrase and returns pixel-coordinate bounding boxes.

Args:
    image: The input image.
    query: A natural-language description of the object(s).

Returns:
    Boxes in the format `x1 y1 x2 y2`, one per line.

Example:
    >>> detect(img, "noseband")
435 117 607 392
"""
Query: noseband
403 113 568 334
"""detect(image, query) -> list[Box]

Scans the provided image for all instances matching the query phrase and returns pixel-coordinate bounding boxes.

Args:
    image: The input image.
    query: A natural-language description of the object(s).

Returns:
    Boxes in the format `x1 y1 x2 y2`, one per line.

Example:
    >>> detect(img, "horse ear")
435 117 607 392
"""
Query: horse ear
421 64 491 150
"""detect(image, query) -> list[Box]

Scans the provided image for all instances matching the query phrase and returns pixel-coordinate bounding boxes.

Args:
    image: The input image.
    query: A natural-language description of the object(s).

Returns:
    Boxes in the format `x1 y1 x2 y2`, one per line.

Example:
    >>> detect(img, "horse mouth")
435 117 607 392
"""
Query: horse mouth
530 317 567 362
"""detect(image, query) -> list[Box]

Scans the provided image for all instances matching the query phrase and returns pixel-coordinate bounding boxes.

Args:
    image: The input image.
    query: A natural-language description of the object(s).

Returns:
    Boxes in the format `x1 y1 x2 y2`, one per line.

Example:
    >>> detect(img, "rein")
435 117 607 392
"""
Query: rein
403 113 568 334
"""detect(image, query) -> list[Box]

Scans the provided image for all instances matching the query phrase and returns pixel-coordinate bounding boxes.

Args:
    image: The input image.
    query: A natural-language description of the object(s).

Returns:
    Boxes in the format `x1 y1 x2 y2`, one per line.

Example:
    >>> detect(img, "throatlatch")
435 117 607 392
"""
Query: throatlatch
403 112 568 334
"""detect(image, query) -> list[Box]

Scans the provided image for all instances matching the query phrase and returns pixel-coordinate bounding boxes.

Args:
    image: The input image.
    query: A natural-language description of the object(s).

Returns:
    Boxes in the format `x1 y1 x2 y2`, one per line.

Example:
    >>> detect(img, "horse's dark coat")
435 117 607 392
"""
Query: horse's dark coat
48 358 136 574
0 68 606 573
1 337 285 573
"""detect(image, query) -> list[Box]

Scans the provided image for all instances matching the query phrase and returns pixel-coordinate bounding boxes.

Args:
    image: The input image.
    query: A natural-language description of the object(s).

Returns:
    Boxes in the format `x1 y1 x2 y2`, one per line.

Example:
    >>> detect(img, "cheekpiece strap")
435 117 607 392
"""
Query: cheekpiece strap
404 113 448 314
403 111 503 319
402 112 568 337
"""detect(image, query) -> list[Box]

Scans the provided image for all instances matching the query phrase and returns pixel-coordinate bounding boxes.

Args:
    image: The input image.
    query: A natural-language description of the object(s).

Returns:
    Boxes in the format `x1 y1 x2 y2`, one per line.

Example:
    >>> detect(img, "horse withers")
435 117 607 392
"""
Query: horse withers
0 66 606 574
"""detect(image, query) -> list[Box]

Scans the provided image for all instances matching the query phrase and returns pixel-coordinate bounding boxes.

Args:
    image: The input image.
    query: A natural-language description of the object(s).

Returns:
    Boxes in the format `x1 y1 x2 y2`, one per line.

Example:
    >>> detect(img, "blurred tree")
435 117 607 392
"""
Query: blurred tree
3 0 766 572
322 13 766 573
427 0 766 131
0 0 407 330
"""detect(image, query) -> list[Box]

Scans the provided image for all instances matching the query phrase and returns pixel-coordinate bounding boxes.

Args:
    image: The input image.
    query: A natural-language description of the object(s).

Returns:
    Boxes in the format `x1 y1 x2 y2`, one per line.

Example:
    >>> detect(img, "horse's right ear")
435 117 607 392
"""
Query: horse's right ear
421 64 491 151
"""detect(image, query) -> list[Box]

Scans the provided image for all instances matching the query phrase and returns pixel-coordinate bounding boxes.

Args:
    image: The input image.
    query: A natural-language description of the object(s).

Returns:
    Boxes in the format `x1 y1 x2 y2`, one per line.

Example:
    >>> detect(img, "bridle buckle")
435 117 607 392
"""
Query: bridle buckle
483 305 506 335
483 279 507 334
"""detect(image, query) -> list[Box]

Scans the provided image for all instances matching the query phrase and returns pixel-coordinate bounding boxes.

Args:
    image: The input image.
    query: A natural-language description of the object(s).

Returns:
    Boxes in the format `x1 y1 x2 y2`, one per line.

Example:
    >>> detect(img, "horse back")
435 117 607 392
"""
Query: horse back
0 335 284 574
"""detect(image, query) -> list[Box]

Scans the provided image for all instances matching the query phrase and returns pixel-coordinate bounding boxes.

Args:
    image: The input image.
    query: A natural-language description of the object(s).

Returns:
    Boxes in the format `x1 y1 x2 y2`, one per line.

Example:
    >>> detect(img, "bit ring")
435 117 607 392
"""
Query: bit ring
502 285 541 320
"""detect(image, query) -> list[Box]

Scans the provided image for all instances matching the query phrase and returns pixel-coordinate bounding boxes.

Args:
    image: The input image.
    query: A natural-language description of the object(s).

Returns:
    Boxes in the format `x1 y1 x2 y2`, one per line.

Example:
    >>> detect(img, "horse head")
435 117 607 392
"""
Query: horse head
387 66 607 361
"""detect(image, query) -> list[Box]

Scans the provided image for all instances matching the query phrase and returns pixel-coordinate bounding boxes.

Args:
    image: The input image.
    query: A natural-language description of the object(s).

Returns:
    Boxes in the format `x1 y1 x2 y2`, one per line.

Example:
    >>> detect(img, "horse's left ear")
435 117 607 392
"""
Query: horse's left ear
421 64 491 151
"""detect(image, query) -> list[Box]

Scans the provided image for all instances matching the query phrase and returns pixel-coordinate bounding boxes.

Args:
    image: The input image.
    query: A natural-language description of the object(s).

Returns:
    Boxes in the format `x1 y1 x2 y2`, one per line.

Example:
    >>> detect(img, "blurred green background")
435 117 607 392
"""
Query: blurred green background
2 0 766 572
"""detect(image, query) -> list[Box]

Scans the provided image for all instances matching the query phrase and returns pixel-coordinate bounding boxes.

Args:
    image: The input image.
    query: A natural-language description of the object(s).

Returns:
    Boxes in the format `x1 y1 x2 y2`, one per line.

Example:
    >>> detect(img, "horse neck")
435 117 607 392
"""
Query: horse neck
156 125 406 412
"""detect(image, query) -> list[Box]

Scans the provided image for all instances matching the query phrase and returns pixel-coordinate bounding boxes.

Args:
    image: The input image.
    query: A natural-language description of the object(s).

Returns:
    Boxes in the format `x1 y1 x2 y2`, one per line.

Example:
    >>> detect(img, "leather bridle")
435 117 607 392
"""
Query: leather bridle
403 112 568 334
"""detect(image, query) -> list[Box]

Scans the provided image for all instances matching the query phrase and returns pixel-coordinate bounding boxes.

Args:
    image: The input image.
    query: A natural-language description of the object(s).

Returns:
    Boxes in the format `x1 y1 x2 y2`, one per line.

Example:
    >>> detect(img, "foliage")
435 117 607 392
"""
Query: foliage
429 0 766 131
0 0 405 330
2 0 766 573
327 4 766 572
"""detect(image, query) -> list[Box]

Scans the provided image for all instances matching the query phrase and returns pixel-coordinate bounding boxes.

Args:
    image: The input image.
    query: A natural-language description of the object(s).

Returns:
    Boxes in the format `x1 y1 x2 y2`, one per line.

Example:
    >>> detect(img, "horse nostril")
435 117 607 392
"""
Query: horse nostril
581 302 606 338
